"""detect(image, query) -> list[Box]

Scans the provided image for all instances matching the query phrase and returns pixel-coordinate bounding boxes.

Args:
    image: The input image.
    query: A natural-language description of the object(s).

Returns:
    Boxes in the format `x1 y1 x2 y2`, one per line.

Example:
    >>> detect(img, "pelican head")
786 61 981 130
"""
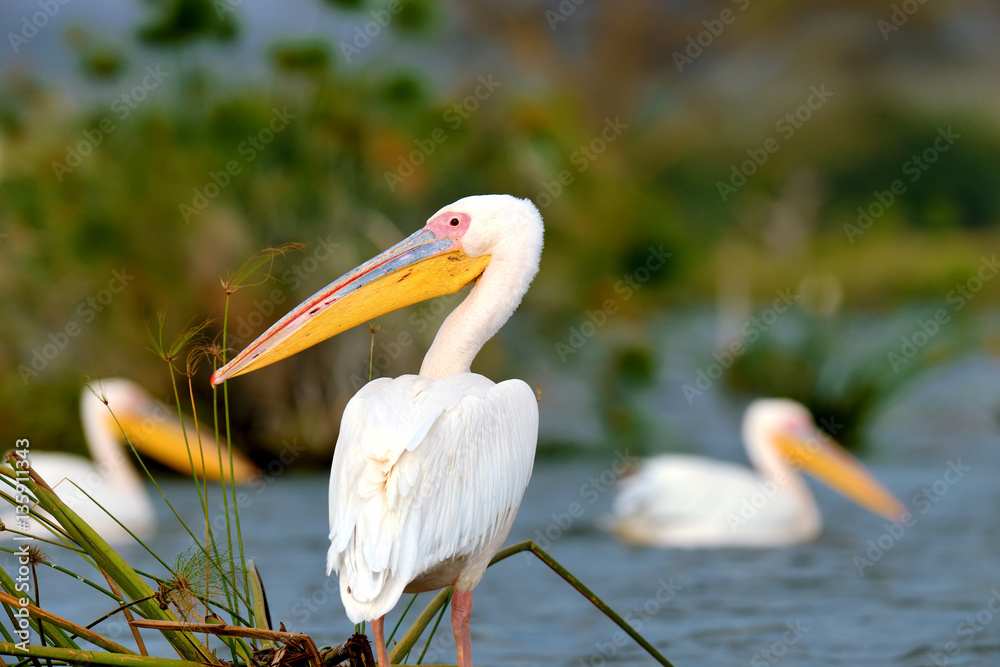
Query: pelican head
742 398 905 522
211 194 543 384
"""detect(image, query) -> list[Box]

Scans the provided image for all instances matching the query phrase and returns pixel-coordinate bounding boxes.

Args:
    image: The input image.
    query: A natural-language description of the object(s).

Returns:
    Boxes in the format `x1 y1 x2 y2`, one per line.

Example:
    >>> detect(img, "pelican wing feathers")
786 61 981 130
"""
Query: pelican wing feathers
327 372 537 622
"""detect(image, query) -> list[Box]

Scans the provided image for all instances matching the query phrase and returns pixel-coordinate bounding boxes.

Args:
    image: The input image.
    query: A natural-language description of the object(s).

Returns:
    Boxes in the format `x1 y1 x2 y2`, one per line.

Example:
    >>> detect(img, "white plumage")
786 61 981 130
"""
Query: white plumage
327 373 537 622
611 399 905 548
612 453 811 548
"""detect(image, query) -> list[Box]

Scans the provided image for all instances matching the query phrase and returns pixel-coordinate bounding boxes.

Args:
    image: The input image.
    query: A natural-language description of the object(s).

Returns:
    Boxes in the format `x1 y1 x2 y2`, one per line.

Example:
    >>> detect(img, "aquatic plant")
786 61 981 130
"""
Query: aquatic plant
723 308 970 449
0 250 676 667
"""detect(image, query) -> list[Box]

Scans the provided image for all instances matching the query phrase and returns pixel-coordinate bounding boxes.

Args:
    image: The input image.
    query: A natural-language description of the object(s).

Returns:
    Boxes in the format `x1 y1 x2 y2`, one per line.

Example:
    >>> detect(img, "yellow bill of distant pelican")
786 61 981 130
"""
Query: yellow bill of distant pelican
112 407 258 484
772 430 904 522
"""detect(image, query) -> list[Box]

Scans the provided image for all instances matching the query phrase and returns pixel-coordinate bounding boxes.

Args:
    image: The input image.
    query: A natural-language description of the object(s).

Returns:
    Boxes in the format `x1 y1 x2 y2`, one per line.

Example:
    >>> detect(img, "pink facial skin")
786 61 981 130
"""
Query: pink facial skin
426 211 472 241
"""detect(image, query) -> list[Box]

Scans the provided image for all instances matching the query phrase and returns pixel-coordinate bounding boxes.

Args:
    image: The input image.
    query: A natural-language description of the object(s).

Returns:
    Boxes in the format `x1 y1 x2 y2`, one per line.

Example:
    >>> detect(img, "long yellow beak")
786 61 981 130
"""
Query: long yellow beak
773 432 906 521
212 227 490 384
112 410 258 484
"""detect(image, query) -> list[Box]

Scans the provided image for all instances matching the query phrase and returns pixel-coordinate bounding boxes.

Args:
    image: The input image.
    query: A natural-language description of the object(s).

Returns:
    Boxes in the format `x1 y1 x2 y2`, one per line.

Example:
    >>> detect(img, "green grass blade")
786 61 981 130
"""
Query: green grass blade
386 594 419 644
489 540 676 667
209 362 240 640
0 592 133 654
387 588 452 664
97 406 252 609
3 458 217 664
166 367 210 539
415 594 450 665
217 297 243 629
0 643 209 667
0 570 78 650
246 560 273 650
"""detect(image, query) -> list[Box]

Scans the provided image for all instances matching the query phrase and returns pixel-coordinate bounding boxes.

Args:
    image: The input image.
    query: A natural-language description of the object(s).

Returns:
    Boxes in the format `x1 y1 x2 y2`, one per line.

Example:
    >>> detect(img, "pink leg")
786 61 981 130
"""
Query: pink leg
372 616 390 667
451 590 473 667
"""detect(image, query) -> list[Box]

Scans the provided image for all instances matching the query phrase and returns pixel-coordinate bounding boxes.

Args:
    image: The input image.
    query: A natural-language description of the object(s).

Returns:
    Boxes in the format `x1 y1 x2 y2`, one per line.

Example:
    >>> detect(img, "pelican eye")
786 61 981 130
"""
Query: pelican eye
449 217 460 226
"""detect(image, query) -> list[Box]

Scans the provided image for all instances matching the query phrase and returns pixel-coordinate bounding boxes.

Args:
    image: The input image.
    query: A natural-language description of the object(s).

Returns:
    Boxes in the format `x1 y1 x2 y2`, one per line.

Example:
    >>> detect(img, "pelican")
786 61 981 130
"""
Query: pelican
6 378 258 543
610 399 906 548
212 195 543 667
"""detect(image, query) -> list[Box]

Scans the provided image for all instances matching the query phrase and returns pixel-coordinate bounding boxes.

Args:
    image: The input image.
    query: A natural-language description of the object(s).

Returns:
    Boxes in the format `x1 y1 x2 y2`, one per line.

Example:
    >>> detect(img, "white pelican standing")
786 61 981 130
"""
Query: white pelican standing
6 378 258 543
611 399 906 548
211 195 543 667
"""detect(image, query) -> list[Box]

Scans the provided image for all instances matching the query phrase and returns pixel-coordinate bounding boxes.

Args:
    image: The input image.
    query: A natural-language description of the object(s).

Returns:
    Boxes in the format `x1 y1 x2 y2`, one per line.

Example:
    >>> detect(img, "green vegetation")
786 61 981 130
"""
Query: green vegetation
2 1 998 458
0 284 675 666
723 309 972 449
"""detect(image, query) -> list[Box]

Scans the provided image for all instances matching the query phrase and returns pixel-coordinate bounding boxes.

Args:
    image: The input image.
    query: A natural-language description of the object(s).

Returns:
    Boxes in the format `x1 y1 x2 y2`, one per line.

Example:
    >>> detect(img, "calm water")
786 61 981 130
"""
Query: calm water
12 354 1000 666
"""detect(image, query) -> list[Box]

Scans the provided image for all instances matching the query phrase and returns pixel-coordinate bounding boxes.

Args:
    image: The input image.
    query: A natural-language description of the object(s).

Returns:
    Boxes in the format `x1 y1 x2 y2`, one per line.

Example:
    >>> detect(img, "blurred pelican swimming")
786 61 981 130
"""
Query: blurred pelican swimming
610 399 905 548
4 378 258 543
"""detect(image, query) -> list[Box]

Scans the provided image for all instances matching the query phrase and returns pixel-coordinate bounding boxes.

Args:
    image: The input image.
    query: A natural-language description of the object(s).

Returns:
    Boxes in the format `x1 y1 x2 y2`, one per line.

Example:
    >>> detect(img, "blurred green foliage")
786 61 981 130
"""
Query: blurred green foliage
723 309 970 449
137 0 238 46
1 1 998 460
